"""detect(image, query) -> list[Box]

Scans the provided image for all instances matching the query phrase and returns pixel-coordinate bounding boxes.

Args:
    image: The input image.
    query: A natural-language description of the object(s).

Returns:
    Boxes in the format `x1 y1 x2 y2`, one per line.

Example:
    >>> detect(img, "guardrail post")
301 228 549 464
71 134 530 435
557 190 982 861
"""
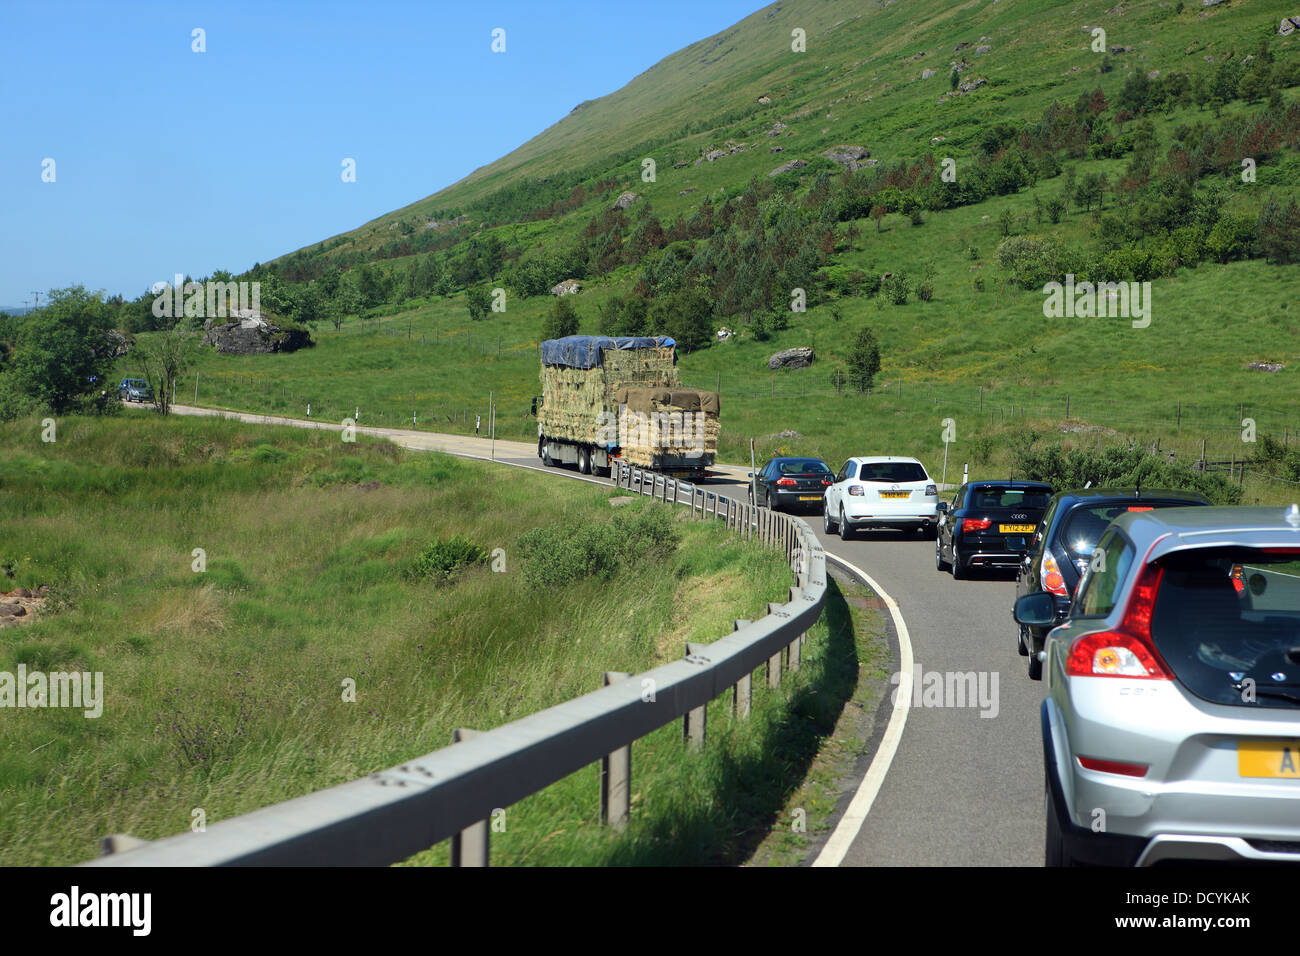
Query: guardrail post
600 672 633 828
768 645 783 688
100 834 150 856
684 643 708 747
450 728 490 866
732 620 753 719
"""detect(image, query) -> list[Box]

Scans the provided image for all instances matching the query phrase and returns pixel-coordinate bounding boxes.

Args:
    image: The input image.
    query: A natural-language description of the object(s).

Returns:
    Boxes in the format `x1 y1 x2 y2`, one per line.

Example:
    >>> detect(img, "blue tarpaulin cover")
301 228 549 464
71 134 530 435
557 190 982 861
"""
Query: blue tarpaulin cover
540 335 676 369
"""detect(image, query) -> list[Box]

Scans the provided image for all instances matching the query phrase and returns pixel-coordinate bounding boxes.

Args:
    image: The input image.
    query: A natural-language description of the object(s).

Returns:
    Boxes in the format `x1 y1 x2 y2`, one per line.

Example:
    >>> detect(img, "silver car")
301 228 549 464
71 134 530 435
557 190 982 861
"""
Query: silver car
1015 504 1300 866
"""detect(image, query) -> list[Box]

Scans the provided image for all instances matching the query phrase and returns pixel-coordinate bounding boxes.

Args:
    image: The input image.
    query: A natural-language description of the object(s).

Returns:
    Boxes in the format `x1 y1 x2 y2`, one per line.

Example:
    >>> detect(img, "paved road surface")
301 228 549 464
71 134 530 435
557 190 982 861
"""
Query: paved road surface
160 404 1044 865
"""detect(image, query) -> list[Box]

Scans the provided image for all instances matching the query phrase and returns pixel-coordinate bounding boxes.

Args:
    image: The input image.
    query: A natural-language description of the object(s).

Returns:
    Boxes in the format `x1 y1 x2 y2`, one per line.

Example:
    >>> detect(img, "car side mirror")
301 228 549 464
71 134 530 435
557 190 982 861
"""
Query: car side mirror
1014 592 1058 627
936 502 948 514
747 473 754 478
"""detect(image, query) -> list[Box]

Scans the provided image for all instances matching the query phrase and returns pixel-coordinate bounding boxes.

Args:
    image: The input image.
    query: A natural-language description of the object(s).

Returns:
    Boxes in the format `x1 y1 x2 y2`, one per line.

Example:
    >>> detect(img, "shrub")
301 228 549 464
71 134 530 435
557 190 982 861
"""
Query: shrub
1012 442 1241 505
995 235 1064 289
846 326 882 393
517 506 679 589
406 535 488 583
883 273 910 305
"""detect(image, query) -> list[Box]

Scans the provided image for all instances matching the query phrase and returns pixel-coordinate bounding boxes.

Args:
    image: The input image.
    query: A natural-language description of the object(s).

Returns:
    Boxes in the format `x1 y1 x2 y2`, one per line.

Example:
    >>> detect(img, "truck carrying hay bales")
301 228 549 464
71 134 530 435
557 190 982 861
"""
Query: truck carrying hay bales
536 335 720 479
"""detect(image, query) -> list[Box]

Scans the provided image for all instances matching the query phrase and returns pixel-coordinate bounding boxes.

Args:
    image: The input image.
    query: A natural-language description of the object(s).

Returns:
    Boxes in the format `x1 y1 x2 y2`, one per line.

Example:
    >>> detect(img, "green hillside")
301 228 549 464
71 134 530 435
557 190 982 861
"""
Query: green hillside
90 0 1300 503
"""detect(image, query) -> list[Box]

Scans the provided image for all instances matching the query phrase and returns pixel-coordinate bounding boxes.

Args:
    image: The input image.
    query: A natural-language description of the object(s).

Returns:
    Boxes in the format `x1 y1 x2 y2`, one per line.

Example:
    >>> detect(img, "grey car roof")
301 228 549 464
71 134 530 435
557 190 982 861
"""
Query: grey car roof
1112 505 1300 560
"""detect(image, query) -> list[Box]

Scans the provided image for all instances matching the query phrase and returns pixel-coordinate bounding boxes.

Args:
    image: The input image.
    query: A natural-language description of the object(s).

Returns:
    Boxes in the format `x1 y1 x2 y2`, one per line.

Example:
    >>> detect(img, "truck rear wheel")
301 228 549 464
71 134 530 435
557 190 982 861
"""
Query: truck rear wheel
540 438 555 468
578 446 592 475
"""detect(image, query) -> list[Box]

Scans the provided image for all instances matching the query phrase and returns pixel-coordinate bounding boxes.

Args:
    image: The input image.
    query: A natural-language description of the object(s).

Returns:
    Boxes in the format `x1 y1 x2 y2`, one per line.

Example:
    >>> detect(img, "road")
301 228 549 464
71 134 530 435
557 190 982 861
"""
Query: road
159 404 1045 865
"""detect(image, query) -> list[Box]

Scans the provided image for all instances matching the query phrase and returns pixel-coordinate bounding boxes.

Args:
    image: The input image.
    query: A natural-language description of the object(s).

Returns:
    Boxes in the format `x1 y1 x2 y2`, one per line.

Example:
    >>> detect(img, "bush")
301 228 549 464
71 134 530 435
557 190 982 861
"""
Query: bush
517 505 679 589
406 535 488 583
1012 441 1241 505
846 326 882 393
883 273 910 305
542 297 581 340
995 235 1065 289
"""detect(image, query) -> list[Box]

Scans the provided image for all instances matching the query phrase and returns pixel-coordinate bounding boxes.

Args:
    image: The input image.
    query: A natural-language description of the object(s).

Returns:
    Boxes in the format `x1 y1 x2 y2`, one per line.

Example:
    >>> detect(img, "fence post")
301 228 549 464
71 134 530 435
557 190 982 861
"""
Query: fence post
449 728 490 866
732 621 753 718
684 643 708 747
600 672 632 828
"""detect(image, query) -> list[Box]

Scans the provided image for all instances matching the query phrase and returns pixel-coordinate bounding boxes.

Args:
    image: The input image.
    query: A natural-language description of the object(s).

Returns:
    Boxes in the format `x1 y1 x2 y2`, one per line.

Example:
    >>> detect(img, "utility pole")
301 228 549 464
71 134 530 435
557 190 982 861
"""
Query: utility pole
30 292 41 309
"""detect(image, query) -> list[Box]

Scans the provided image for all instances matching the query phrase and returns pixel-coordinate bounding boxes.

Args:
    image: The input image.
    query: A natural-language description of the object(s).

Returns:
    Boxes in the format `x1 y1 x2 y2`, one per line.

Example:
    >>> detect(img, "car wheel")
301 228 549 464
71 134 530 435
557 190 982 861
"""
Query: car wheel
1028 647 1043 681
824 507 837 535
950 542 966 579
1044 781 1080 867
838 508 854 541
1016 624 1029 657
936 537 950 572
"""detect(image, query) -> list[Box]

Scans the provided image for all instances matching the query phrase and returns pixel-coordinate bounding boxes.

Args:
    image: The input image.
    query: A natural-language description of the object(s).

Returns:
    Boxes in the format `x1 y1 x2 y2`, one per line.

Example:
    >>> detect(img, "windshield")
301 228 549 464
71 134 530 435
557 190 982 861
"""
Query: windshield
859 462 927 483
1151 547 1300 709
776 459 830 475
968 486 1050 509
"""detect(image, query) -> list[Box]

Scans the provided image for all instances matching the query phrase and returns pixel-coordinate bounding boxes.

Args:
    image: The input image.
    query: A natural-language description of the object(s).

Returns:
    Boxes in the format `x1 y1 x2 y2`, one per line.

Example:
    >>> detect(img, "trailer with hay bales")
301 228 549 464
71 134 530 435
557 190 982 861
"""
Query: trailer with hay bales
535 335 720 480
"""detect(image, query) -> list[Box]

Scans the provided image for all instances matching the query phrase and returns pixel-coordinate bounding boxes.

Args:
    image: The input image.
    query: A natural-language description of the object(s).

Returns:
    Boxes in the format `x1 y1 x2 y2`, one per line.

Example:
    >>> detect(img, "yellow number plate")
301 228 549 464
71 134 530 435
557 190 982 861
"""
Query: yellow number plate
798 495 822 501
880 492 910 499
1000 524 1036 533
1238 740 1300 778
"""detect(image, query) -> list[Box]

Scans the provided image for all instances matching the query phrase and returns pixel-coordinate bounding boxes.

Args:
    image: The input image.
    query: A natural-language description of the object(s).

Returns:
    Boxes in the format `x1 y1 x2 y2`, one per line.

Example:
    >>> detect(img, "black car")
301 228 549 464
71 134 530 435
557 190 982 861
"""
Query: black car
748 456 833 512
935 480 1053 580
1013 487 1210 680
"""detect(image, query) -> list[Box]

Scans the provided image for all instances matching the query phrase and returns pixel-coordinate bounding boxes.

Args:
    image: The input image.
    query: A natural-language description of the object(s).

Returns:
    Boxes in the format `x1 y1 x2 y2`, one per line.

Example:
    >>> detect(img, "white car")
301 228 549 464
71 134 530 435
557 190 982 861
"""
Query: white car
823 456 939 540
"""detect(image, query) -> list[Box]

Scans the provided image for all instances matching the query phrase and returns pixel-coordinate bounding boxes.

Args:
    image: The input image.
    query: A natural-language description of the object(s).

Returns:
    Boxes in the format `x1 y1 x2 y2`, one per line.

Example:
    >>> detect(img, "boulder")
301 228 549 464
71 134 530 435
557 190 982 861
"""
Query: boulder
922 68 937 79
958 77 987 93
550 279 582 296
202 310 312 355
704 149 727 162
768 159 807 177
975 44 992 55
766 121 788 137
1248 361 1286 372
769 145 784 153
768 346 815 371
103 329 133 359
757 95 772 104
612 191 638 210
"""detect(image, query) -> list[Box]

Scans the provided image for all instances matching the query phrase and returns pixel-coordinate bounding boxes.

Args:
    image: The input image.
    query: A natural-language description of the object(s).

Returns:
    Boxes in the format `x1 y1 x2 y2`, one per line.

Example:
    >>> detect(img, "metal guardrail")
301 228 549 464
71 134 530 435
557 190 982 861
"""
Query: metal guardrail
87 463 826 866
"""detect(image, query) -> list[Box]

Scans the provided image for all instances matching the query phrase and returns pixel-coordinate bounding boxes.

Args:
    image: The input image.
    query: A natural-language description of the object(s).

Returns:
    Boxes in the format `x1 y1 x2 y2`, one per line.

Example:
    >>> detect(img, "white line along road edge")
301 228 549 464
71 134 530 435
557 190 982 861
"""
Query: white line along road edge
812 552 915 868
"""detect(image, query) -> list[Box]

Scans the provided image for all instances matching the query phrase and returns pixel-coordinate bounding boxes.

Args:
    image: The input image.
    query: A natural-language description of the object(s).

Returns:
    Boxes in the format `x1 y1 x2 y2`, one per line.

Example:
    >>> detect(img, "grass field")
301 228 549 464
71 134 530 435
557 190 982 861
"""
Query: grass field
0 414 846 866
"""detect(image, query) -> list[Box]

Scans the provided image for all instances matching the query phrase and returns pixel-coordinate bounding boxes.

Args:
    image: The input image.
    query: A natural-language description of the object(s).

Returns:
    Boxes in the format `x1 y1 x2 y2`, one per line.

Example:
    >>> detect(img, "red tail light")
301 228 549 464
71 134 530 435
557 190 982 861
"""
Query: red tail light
776 478 797 487
820 478 832 486
1066 561 1172 679
963 517 993 532
1041 552 1068 596
1230 564 1245 595
1076 756 1149 777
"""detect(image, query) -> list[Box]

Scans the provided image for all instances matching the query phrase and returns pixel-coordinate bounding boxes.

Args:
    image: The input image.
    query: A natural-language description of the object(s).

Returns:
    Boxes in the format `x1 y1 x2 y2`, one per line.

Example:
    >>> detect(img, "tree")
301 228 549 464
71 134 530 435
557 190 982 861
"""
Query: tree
651 285 713 353
5 286 117 413
542 297 580 340
465 285 493 321
328 276 363 331
846 326 882 394
871 204 887 233
136 318 199 416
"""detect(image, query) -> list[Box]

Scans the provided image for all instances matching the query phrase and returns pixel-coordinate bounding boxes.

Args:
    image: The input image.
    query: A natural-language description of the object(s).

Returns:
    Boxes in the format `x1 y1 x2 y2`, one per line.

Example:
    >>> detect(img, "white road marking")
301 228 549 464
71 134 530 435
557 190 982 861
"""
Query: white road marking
812 550 914 868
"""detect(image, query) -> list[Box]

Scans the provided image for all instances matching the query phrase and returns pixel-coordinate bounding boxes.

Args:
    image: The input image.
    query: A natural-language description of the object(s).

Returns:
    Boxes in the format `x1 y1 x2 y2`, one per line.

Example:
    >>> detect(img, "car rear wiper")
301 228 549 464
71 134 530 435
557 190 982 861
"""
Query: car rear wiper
1250 687 1300 705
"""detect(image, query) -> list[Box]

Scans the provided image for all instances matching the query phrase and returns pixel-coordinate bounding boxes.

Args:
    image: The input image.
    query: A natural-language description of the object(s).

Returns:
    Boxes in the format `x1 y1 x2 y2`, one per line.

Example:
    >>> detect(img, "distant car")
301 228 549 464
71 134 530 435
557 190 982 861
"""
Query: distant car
118 378 153 403
1017 504 1300 866
1014 487 1210 680
823 456 938 540
748 457 833 512
936 480 1053 580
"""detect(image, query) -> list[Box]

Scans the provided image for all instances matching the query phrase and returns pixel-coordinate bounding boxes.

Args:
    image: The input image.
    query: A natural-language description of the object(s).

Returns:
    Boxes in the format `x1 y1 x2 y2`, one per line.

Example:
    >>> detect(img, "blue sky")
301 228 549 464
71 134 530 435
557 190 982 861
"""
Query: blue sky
0 0 764 307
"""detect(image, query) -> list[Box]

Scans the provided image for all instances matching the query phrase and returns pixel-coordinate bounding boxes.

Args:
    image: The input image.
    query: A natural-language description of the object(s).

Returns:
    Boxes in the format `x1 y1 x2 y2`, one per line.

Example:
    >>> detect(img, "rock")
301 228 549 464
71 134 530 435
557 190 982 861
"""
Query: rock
612 191 638 210
1281 16 1299 35
910 51 928 60
1110 44 1135 54
0 604 23 618
768 159 807 177
768 346 815 371
1248 361 1286 372
37 585 49 595
821 144 870 167
673 160 688 168
975 44 992 55
1202 0 1227 6
704 149 727 162
768 429 804 441
679 187 696 195
931 135 947 144
201 309 312 355
609 496 637 507
757 95 771 104
550 279 582 296
14 587 30 598
954 40 972 52
958 77 987 93
103 329 133 359
769 145 783 153
922 68 937 79
1148 69 1161 78
716 327 734 341
766 121 787 137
